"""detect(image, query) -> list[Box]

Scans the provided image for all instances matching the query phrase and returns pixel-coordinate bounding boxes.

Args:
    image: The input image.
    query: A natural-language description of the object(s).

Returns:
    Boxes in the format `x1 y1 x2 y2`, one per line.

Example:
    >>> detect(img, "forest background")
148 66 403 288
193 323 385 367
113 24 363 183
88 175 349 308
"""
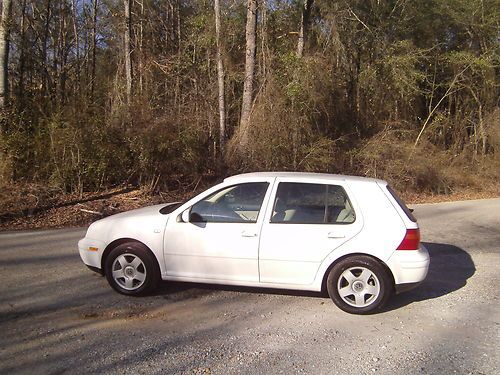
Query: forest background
0 0 498 227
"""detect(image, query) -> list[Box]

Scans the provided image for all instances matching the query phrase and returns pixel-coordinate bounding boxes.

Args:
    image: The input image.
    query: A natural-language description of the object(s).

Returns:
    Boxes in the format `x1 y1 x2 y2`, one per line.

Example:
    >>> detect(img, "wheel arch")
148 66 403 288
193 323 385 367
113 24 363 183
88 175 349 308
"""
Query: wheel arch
101 238 160 274
320 252 395 293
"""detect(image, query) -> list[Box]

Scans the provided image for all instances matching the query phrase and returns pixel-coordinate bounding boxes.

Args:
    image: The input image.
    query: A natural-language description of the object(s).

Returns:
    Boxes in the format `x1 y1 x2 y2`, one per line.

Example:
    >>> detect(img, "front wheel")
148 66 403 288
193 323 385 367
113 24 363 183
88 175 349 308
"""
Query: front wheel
105 243 160 296
326 255 393 314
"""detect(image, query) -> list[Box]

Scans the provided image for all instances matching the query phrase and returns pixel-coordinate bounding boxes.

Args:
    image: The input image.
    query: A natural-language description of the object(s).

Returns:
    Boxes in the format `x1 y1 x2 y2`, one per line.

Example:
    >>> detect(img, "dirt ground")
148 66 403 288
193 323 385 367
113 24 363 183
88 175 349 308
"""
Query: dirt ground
0 184 197 231
0 199 498 374
0 180 498 231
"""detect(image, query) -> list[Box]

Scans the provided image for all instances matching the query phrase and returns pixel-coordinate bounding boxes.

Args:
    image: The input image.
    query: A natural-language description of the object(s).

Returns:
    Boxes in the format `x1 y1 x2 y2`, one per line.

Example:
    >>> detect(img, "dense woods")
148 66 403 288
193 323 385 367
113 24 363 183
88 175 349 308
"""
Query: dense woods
0 0 498 196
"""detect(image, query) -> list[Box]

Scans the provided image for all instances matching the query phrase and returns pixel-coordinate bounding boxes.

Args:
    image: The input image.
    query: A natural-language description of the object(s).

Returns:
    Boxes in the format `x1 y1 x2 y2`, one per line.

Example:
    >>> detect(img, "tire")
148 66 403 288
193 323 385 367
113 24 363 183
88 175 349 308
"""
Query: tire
104 242 160 296
326 255 393 314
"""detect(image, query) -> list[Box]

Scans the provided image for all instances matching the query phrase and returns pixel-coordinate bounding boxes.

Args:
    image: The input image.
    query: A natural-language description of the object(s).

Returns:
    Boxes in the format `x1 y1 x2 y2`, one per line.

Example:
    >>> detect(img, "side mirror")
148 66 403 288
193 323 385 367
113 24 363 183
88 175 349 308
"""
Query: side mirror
180 209 190 223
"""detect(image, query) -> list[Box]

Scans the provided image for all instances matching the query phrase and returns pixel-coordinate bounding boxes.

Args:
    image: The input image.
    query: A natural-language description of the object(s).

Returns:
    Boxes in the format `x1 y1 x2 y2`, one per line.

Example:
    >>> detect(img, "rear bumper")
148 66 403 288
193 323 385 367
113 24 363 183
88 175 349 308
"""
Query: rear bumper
386 244 430 286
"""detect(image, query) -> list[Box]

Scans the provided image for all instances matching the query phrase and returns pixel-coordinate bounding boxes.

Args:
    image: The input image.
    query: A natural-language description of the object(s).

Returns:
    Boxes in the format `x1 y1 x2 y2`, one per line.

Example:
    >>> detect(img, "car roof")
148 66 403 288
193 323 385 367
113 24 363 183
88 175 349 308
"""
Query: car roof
224 172 386 185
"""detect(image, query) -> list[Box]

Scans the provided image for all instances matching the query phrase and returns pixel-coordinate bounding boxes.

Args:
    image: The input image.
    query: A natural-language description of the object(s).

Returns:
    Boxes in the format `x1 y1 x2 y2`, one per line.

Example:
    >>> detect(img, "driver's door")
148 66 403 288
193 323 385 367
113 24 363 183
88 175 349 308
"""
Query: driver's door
163 179 274 282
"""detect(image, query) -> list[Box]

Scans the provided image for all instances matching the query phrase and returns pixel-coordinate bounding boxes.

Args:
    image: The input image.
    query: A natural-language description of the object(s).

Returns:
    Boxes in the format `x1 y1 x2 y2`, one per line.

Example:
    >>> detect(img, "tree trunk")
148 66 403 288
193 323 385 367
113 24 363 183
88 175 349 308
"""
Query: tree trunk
477 102 486 156
214 0 226 156
0 0 13 109
91 0 98 98
175 0 181 113
238 0 258 151
296 0 313 58
56 0 70 107
42 0 52 101
123 0 132 104
258 0 268 80
18 0 27 106
70 0 81 100
138 0 144 95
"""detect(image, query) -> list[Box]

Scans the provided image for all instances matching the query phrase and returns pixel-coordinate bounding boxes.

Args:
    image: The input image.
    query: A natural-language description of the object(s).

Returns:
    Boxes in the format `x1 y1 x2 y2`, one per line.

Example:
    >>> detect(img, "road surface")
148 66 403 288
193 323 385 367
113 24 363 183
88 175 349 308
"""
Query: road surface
1 199 499 374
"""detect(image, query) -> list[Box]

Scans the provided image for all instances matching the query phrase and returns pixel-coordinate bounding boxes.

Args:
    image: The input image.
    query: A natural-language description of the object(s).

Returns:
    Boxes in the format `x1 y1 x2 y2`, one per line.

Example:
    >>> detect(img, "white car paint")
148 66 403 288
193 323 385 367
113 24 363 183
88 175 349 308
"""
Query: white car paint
258 176 363 286
162 175 275 282
78 172 429 293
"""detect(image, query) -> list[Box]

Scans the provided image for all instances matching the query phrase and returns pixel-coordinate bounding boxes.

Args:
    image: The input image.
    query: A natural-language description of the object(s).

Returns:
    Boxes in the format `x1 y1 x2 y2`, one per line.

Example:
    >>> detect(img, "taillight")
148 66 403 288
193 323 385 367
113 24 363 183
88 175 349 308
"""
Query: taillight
397 229 420 250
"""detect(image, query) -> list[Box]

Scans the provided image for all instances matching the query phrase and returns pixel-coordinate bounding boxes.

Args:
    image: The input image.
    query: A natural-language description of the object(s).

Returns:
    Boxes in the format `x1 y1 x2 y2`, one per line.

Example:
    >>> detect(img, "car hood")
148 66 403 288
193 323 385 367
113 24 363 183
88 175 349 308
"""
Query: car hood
86 203 179 242
104 203 168 221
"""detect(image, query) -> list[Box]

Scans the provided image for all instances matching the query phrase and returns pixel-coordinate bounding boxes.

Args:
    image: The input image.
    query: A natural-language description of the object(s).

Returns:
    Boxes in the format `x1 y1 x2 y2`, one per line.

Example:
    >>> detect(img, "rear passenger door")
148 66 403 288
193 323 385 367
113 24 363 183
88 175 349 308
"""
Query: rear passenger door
259 179 363 285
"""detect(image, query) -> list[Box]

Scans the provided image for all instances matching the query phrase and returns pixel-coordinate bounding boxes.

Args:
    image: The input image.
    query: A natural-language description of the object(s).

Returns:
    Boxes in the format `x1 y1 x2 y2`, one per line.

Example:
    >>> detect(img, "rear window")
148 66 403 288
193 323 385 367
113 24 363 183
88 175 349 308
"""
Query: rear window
386 186 417 222
271 182 355 224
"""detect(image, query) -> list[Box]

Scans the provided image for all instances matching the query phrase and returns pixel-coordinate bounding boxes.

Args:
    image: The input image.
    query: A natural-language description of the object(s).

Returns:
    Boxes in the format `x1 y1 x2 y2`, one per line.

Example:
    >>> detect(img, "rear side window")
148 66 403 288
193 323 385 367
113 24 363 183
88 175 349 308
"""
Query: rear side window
386 185 417 222
271 182 355 224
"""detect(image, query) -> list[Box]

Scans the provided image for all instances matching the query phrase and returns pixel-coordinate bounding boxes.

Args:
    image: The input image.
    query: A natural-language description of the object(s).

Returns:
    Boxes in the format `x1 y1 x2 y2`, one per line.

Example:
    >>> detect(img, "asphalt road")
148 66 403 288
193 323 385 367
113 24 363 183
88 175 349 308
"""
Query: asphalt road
1 199 499 374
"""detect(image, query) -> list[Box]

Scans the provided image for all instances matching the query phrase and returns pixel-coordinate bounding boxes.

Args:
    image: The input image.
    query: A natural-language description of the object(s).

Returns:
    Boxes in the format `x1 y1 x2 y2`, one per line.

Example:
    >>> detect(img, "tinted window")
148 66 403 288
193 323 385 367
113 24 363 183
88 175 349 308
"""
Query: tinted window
190 182 269 223
271 182 355 224
386 185 417 222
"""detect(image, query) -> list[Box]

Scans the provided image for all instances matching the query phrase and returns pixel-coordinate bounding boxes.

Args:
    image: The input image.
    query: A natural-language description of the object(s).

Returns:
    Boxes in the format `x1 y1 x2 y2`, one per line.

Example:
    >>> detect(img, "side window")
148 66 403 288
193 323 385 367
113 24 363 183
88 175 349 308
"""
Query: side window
271 182 355 224
190 182 269 223
326 185 355 224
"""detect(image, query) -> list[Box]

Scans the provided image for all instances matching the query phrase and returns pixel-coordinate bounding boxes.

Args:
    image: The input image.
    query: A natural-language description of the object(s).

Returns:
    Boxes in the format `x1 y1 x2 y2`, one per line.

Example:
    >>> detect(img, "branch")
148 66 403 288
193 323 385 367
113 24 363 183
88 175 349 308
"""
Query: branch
346 4 371 32
79 208 103 215
413 63 472 148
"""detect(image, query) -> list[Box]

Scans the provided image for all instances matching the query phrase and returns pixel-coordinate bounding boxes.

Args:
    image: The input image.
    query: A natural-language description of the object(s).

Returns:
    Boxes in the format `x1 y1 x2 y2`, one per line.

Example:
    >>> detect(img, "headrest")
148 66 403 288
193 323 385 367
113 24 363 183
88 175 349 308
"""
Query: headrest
274 198 286 213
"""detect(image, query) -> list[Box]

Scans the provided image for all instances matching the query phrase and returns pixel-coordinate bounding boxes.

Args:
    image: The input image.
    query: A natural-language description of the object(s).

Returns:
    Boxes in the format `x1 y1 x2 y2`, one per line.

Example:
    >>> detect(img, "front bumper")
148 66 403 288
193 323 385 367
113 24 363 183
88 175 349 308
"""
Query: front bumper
386 244 430 288
78 237 106 270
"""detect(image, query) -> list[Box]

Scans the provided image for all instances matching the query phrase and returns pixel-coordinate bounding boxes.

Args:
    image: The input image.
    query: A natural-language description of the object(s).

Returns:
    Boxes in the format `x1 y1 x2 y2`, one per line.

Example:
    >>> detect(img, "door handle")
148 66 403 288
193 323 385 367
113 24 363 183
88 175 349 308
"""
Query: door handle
241 231 258 237
327 232 345 239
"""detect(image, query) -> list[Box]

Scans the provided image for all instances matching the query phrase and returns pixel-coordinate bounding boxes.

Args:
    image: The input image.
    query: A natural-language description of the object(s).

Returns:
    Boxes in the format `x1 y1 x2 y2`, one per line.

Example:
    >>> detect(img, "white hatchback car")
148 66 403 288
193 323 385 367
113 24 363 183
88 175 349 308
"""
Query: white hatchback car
78 172 429 314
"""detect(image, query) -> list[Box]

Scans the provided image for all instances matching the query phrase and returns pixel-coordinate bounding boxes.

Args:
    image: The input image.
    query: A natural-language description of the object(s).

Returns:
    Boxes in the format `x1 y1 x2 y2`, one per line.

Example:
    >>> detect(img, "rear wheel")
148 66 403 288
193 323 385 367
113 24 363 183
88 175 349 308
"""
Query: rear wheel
105 243 160 296
327 255 392 314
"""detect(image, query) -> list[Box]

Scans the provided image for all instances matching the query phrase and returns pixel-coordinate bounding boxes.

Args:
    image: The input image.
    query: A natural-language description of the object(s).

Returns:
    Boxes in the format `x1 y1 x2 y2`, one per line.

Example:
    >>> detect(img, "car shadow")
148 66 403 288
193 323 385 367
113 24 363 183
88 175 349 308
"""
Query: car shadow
154 279 324 301
152 241 475 311
383 242 476 312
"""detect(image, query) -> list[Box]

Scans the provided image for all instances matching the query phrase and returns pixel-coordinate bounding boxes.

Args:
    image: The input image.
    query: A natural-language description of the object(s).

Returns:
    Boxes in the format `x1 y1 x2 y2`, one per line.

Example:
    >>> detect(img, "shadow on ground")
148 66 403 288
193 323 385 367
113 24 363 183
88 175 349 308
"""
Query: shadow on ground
154 241 475 313
384 242 475 311
154 279 324 300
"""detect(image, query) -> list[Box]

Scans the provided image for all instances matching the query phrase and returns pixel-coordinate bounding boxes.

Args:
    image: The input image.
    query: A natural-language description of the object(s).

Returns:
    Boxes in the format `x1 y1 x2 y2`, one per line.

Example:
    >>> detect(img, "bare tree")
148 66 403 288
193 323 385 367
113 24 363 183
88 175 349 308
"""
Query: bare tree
0 0 13 109
214 0 226 155
296 0 313 58
137 0 144 94
91 0 98 97
42 0 52 99
70 0 81 98
123 0 132 104
18 0 27 105
238 0 258 151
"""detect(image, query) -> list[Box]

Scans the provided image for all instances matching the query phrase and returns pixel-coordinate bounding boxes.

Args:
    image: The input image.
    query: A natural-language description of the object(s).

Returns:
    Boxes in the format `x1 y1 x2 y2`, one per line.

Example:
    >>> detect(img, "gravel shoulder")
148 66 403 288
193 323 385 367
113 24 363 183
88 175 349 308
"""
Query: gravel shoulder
0 199 499 374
